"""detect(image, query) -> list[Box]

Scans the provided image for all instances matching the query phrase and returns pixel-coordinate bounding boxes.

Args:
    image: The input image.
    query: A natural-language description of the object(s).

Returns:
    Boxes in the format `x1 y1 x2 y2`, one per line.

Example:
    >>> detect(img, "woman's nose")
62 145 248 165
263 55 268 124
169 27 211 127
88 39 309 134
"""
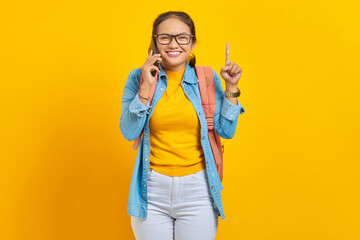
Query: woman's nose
168 37 179 48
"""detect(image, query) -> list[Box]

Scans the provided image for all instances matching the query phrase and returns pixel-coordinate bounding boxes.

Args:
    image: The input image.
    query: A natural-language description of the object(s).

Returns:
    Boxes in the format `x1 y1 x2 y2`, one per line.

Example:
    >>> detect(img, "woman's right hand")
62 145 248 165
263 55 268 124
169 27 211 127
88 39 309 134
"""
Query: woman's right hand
140 50 162 88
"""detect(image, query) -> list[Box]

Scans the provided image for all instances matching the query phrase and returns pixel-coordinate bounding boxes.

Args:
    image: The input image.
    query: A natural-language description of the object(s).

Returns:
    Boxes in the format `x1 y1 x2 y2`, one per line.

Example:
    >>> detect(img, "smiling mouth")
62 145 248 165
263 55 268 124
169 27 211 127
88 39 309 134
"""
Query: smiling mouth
165 51 182 56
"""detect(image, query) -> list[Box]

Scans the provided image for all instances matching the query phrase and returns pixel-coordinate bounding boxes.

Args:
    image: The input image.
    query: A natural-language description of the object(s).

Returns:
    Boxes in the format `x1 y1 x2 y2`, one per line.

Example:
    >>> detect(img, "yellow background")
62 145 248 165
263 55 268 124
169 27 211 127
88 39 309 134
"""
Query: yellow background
1 0 359 239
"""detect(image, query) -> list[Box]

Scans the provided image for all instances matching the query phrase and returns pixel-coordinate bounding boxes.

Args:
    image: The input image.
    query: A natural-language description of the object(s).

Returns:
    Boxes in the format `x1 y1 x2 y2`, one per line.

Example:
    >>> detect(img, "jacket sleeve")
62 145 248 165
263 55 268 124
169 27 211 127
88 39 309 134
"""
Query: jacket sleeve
119 69 152 141
213 70 245 139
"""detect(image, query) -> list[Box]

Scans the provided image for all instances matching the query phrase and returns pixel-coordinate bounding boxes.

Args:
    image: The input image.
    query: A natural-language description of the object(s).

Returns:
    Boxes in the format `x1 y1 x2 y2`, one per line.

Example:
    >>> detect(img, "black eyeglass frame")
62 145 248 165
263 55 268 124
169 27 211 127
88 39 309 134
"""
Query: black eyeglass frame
152 33 195 45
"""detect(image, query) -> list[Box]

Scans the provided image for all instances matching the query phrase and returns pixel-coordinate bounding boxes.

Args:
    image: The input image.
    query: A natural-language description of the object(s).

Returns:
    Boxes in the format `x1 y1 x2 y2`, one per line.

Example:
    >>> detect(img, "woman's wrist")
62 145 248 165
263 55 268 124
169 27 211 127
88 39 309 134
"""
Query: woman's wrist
139 84 151 97
225 84 238 93
137 85 151 105
137 90 149 101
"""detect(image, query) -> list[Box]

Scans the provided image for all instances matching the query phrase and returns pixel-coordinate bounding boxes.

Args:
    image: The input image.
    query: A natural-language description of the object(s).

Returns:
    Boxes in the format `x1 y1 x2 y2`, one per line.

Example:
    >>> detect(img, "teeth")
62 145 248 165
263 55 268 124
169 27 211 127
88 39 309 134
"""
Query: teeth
168 52 180 55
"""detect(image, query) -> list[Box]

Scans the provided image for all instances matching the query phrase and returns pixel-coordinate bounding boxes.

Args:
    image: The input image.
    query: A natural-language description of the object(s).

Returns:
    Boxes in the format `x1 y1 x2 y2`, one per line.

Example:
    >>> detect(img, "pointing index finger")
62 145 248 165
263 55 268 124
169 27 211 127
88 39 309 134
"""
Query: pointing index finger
225 43 230 65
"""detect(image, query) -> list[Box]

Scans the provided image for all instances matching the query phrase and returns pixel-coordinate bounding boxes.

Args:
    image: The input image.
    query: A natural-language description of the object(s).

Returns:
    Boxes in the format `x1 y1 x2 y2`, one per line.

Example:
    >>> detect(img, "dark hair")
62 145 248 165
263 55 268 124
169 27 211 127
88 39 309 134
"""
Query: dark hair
149 11 197 68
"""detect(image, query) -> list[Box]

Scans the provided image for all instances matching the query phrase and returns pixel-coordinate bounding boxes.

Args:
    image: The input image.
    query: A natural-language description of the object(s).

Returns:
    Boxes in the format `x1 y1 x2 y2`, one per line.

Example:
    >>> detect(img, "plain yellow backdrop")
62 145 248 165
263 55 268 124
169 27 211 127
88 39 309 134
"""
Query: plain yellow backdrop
1 0 359 239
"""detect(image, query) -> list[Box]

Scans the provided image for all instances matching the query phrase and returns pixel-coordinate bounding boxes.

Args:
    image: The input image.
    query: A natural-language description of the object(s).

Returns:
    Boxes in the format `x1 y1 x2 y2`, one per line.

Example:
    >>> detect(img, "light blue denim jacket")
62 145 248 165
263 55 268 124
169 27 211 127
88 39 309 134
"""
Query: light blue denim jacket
119 61 245 220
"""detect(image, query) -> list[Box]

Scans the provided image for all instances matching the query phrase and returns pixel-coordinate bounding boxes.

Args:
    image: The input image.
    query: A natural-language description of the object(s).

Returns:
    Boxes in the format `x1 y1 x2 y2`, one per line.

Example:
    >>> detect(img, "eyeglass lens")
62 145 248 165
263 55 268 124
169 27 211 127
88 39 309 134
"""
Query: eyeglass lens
157 34 191 45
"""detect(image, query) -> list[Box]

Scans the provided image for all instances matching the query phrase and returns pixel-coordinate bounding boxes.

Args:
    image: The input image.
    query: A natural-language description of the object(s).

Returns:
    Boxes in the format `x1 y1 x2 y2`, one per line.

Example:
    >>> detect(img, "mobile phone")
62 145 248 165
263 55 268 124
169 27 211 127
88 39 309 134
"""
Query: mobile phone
151 38 160 77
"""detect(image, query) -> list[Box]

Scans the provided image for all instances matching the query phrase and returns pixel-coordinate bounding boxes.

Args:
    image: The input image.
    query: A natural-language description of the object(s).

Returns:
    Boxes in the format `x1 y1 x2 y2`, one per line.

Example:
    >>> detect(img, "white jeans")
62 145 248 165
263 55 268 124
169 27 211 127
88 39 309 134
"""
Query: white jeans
131 168 219 240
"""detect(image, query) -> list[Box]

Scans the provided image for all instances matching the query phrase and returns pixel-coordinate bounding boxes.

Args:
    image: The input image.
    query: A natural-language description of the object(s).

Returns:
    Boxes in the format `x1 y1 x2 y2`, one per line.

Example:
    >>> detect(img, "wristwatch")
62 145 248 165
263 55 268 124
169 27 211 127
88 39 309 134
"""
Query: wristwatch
225 88 241 98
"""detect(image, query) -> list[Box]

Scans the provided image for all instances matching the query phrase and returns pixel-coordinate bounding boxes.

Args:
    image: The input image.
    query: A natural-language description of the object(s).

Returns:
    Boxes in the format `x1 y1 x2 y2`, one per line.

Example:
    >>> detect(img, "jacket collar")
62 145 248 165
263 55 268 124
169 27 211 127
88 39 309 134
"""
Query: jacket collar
158 61 199 84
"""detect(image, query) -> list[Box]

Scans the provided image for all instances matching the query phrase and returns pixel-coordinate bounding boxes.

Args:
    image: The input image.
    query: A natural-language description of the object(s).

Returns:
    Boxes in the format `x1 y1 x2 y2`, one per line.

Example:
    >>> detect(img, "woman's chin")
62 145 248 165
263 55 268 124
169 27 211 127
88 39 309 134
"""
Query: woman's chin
161 60 186 69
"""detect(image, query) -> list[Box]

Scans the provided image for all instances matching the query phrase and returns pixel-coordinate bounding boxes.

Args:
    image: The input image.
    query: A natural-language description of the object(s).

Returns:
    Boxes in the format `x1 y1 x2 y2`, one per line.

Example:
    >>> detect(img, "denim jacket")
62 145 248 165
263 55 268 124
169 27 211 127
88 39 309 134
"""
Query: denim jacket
119 61 245 220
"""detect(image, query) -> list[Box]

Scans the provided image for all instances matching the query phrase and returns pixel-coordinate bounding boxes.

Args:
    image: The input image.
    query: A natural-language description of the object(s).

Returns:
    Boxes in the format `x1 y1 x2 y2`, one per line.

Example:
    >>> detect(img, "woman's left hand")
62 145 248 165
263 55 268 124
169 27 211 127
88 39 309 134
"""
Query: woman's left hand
220 43 242 87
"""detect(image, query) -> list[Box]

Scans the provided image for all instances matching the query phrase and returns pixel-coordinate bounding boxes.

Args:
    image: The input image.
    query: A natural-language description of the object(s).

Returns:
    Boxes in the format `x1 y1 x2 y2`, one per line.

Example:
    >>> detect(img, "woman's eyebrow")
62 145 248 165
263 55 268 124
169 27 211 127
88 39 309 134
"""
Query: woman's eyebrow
158 32 189 35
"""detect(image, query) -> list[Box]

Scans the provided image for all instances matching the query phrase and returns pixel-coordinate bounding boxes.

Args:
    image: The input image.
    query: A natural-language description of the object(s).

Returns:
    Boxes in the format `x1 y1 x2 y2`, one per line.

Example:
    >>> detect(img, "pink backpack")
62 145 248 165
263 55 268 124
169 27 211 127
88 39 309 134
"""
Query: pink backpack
132 66 224 182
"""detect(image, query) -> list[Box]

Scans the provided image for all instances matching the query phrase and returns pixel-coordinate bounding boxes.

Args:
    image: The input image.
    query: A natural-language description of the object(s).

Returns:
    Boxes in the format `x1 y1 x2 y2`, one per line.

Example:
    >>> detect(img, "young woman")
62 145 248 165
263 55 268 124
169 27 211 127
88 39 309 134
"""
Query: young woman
120 11 245 240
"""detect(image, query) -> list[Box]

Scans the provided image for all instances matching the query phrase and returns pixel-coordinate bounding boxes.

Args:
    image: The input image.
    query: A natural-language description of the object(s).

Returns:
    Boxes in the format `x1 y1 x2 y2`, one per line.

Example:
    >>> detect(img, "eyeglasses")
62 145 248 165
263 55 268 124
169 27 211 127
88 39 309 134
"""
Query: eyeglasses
153 33 194 45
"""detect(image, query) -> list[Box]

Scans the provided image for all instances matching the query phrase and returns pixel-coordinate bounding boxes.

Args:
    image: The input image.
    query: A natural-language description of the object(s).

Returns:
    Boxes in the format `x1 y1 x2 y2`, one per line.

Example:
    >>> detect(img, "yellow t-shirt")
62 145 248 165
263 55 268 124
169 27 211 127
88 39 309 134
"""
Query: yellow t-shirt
149 67 206 176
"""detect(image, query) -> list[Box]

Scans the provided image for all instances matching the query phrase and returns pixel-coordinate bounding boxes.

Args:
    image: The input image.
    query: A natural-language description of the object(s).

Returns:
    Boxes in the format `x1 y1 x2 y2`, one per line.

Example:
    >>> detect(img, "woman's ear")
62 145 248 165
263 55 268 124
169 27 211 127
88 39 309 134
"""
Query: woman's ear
191 42 196 51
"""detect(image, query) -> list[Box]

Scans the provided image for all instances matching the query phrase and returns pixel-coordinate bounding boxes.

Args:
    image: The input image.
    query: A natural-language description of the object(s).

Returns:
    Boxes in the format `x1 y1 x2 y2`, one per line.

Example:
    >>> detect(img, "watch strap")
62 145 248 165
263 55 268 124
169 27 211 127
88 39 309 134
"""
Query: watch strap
225 88 241 97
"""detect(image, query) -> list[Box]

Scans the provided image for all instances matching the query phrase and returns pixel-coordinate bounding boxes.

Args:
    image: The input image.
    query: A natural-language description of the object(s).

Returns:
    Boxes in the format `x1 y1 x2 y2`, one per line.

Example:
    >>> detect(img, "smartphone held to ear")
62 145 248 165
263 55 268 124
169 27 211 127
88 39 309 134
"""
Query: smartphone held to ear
151 38 160 77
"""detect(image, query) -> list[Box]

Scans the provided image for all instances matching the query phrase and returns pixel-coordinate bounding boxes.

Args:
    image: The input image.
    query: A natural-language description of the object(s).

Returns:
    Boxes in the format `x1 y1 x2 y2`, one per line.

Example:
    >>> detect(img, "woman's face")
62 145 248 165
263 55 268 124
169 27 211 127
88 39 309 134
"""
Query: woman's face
155 17 196 72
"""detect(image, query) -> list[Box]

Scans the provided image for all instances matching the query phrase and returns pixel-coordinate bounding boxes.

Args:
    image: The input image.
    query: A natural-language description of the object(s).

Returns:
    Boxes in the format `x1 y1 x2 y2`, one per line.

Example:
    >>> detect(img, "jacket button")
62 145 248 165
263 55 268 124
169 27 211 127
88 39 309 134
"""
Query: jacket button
187 92 190 95
160 88 163 91
145 158 148 161
144 184 147 187
145 133 148 136
202 136 205 139
211 186 213 189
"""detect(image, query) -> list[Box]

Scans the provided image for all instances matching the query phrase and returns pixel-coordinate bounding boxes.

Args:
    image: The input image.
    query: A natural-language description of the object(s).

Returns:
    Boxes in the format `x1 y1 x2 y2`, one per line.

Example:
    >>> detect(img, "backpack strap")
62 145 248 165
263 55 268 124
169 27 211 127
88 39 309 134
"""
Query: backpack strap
195 66 224 182
131 72 158 150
